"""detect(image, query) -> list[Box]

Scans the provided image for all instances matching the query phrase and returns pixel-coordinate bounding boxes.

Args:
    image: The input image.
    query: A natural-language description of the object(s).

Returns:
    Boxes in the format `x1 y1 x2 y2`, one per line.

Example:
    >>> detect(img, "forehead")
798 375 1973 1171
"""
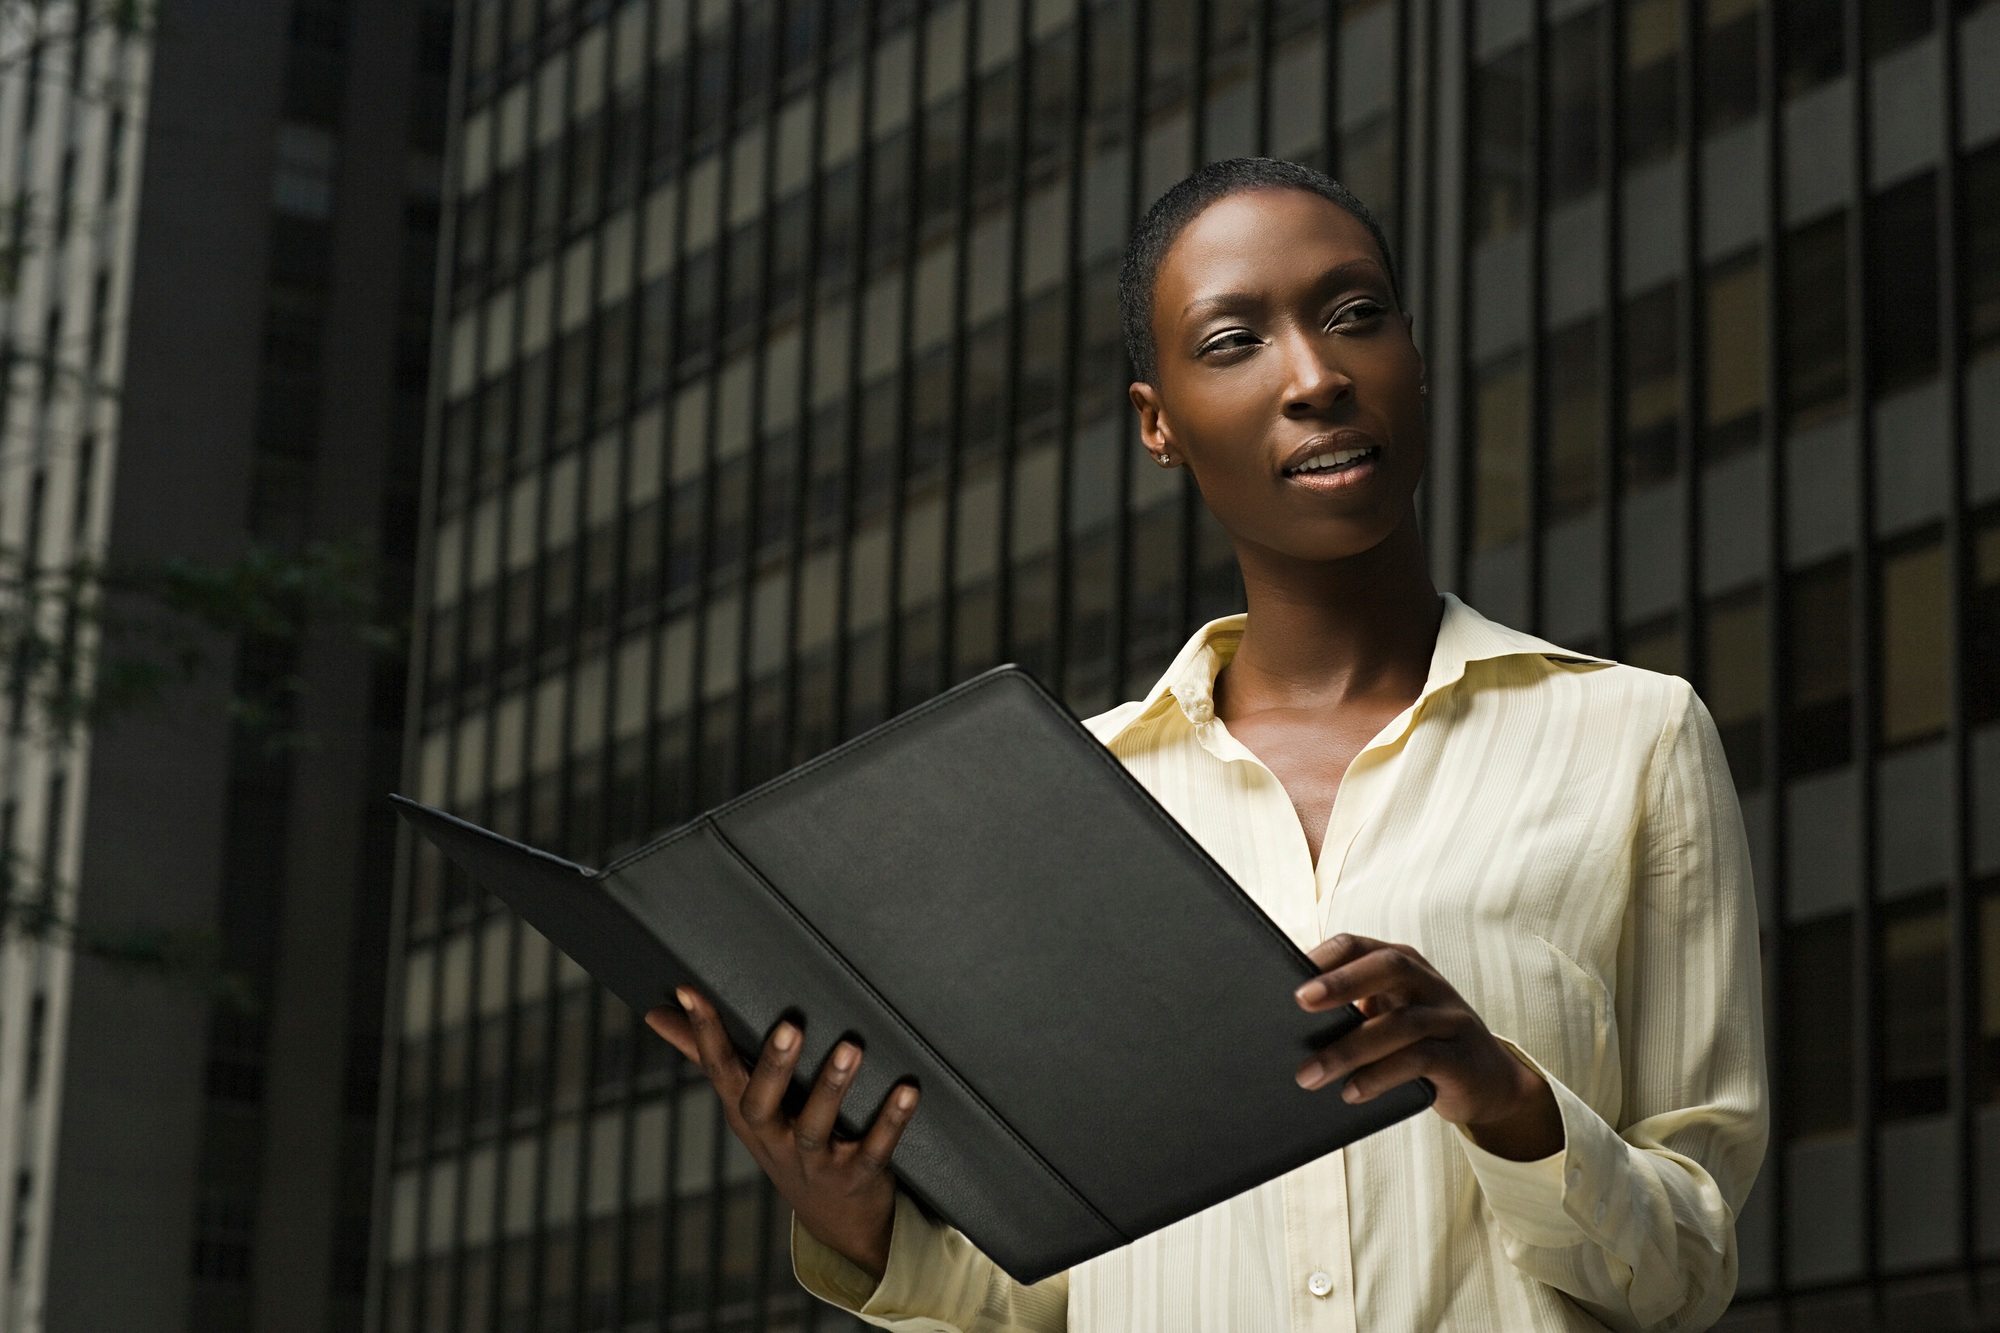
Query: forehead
1155 188 1383 309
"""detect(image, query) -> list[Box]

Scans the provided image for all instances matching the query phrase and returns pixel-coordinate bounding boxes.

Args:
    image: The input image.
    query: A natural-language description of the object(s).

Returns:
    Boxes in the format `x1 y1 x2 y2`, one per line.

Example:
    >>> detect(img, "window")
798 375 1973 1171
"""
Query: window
1546 9 1604 204
1982 878 2000 1101
1963 142 2000 355
1785 555 1852 776
1862 0 1930 57
1866 174 1939 395
1879 538 1947 747
1783 911 1854 1138
1471 355 1528 552
1543 318 1602 522
1622 282 1680 490
1703 0 1761 132
1704 249 1765 455
1624 613 1684 678
1780 0 1844 96
1472 48 1528 243
1705 587 1767 789
1782 213 1849 429
1622 0 1680 165
1971 513 2000 725
1879 894 1949 1119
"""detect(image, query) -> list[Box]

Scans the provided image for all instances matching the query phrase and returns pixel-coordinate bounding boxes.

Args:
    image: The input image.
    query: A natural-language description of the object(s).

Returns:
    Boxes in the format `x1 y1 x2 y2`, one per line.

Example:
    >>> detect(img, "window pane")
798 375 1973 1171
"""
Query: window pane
1780 0 1844 96
1785 554 1852 776
1622 0 1681 164
1624 613 1684 678
1964 142 2000 354
1782 213 1849 429
1866 174 1939 395
1704 249 1765 455
1971 515 2000 726
1783 911 1854 1138
1879 540 1947 746
1705 587 1767 789
1703 0 1761 132
1472 356 1528 552
1544 318 1602 521
1622 282 1680 489
1546 9 1604 203
1981 879 2000 1101
1472 48 1528 243
1879 896 1950 1120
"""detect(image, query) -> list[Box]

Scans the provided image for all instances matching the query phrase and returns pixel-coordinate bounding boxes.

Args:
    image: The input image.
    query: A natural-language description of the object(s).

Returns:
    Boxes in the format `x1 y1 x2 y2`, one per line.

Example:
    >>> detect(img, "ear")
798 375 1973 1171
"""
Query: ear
1128 381 1176 467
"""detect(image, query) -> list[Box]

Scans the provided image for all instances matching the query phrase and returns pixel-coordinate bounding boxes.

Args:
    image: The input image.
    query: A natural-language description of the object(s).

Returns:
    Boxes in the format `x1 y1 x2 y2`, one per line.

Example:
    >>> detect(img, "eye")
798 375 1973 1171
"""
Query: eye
1328 299 1387 330
1198 328 1261 356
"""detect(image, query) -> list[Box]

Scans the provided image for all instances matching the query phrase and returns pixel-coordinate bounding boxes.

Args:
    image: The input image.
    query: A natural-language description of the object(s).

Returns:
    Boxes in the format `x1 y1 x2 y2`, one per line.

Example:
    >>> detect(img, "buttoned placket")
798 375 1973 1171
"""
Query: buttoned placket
1171 674 1360 1333
1163 640 1493 1333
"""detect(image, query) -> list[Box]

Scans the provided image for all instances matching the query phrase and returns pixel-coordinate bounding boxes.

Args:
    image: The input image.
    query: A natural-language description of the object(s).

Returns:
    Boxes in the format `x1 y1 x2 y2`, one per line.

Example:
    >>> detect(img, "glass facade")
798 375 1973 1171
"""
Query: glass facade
386 0 2000 1327
1443 0 2000 1326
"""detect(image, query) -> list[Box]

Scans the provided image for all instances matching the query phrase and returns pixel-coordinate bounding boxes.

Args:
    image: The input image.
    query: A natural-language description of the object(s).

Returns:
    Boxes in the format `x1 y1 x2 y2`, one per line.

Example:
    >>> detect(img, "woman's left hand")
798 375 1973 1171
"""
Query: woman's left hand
1293 933 1564 1162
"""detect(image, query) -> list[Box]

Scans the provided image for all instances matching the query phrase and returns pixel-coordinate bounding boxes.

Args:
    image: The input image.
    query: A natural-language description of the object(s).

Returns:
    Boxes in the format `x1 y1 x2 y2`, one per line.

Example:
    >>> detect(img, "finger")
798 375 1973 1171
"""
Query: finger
1295 943 1438 1012
644 1006 698 1062
739 1019 804 1131
679 988 750 1102
1335 1044 1442 1105
793 1041 863 1156
853 1084 921 1174
1296 1005 1448 1091
1303 932 1383 973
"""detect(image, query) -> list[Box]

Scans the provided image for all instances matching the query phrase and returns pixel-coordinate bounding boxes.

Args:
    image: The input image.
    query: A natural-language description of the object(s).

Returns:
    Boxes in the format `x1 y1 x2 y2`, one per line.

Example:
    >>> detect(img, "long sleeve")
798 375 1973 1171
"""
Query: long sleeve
1455 682 1770 1332
792 1191 1069 1332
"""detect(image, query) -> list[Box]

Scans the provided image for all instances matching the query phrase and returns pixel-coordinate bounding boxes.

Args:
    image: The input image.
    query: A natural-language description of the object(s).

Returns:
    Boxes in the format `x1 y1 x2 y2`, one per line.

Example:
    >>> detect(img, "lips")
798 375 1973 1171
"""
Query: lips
1280 432 1382 482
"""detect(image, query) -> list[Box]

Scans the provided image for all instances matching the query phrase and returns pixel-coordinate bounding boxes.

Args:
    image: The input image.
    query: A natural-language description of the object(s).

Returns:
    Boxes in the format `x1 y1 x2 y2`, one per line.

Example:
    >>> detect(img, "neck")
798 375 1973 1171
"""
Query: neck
1220 505 1442 713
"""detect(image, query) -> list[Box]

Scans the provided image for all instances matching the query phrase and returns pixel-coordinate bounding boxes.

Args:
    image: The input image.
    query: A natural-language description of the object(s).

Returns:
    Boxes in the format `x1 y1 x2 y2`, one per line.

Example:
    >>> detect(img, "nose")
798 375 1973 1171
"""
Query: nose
1278 324 1354 417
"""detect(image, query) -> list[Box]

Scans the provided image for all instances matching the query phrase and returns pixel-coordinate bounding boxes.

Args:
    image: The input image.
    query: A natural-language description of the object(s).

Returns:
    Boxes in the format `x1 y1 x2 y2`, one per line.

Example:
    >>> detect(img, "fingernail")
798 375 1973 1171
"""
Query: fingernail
1342 1082 1362 1103
1295 979 1326 1006
772 1023 798 1052
894 1086 918 1110
832 1043 858 1072
1295 1062 1321 1090
675 987 695 1011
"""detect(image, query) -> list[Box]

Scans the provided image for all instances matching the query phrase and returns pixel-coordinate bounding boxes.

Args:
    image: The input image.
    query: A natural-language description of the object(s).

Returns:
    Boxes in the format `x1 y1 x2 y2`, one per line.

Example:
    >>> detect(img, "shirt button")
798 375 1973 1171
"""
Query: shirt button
1594 1201 1608 1225
1307 1270 1334 1298
1565 1166 1581 1188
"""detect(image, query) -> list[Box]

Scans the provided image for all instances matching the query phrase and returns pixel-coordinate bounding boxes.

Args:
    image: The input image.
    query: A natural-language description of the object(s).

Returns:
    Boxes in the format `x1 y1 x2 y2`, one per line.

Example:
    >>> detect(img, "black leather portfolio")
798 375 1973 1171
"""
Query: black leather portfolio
392 665 1434 1285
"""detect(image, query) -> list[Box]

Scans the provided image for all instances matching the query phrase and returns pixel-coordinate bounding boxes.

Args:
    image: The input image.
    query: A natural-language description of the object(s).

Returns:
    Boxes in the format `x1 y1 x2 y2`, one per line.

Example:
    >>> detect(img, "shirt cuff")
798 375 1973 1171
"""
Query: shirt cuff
791 1190 950 1320
1456 1037 1636 1253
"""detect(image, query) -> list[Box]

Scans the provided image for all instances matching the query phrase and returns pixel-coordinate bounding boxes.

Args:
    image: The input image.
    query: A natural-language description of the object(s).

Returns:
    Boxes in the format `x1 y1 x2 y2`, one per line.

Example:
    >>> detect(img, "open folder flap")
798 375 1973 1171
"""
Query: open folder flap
389 794 696 1019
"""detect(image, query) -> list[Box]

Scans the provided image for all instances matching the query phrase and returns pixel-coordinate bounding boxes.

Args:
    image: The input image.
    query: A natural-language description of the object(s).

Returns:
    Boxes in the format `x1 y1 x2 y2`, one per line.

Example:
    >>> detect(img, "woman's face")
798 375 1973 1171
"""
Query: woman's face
1130 187 1427 565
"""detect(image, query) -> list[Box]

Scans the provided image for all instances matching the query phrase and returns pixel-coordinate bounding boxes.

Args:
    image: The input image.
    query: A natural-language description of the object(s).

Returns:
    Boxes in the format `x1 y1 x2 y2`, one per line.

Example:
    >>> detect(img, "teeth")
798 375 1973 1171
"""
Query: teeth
1290 447 1377 474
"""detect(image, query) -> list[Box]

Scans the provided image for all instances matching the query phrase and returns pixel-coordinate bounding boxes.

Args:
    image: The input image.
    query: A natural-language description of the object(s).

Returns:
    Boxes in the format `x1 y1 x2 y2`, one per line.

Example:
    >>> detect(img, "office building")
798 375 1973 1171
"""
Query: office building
386 0 2000 1327
0 1 449 1330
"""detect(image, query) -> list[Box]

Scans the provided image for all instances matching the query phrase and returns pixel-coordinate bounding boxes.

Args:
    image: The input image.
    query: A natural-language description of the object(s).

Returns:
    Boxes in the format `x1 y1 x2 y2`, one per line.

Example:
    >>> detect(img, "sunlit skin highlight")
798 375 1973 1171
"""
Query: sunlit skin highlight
645 185 1563 1287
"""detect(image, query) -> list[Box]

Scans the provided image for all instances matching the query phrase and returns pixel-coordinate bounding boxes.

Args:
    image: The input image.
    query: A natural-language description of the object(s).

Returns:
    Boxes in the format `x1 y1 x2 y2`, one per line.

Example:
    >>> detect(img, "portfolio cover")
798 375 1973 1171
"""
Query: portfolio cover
393 665 1433 1284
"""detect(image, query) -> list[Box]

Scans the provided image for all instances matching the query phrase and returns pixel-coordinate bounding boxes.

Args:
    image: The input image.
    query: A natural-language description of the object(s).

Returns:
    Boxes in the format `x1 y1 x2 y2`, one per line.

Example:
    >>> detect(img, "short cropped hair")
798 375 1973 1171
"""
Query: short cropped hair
1118 158 1400 386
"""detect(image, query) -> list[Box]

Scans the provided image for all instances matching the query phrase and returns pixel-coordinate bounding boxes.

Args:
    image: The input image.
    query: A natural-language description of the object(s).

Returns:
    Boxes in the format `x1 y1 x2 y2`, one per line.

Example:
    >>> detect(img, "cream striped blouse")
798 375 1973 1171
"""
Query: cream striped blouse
794 593 1769 1333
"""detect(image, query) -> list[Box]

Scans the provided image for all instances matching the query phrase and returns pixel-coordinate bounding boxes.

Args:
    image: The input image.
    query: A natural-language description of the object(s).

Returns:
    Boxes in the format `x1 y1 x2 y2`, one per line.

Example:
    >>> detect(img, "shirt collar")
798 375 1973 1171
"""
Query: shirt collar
1102 593 1608 745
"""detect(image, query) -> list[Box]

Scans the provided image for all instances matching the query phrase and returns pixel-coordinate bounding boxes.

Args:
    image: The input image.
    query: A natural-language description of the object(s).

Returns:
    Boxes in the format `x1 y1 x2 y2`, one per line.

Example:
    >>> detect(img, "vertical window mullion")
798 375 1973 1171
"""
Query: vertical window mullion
1843 0 1880 1291
1050 0 1091 698
1111 0 1147 698
1935 0 1976 1274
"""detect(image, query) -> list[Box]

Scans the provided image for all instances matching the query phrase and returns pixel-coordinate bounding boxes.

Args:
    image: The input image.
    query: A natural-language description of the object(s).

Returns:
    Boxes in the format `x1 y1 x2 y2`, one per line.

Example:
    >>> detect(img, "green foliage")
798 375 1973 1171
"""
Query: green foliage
0 537 400 746
0 538 403 993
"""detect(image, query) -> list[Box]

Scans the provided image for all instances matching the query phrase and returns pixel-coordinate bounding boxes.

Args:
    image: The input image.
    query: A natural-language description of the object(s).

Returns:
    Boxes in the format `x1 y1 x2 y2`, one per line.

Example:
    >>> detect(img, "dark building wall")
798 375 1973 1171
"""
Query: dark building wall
45 2 292 1328
37 0 444 1330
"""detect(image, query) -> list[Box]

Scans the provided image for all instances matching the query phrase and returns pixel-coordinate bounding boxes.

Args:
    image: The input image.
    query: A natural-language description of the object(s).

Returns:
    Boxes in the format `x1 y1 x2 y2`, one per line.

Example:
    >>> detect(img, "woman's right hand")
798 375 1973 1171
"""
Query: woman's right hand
645 987 919 1281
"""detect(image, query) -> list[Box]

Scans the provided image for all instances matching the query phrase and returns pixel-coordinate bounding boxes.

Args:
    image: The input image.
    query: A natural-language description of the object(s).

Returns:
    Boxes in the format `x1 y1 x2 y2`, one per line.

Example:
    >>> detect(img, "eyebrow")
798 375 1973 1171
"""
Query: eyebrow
1177 258 1388 322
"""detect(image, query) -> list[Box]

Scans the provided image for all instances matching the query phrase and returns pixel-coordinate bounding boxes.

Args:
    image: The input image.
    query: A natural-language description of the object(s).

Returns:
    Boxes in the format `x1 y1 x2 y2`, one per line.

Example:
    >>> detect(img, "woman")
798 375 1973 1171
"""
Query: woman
647 158 1768 1332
